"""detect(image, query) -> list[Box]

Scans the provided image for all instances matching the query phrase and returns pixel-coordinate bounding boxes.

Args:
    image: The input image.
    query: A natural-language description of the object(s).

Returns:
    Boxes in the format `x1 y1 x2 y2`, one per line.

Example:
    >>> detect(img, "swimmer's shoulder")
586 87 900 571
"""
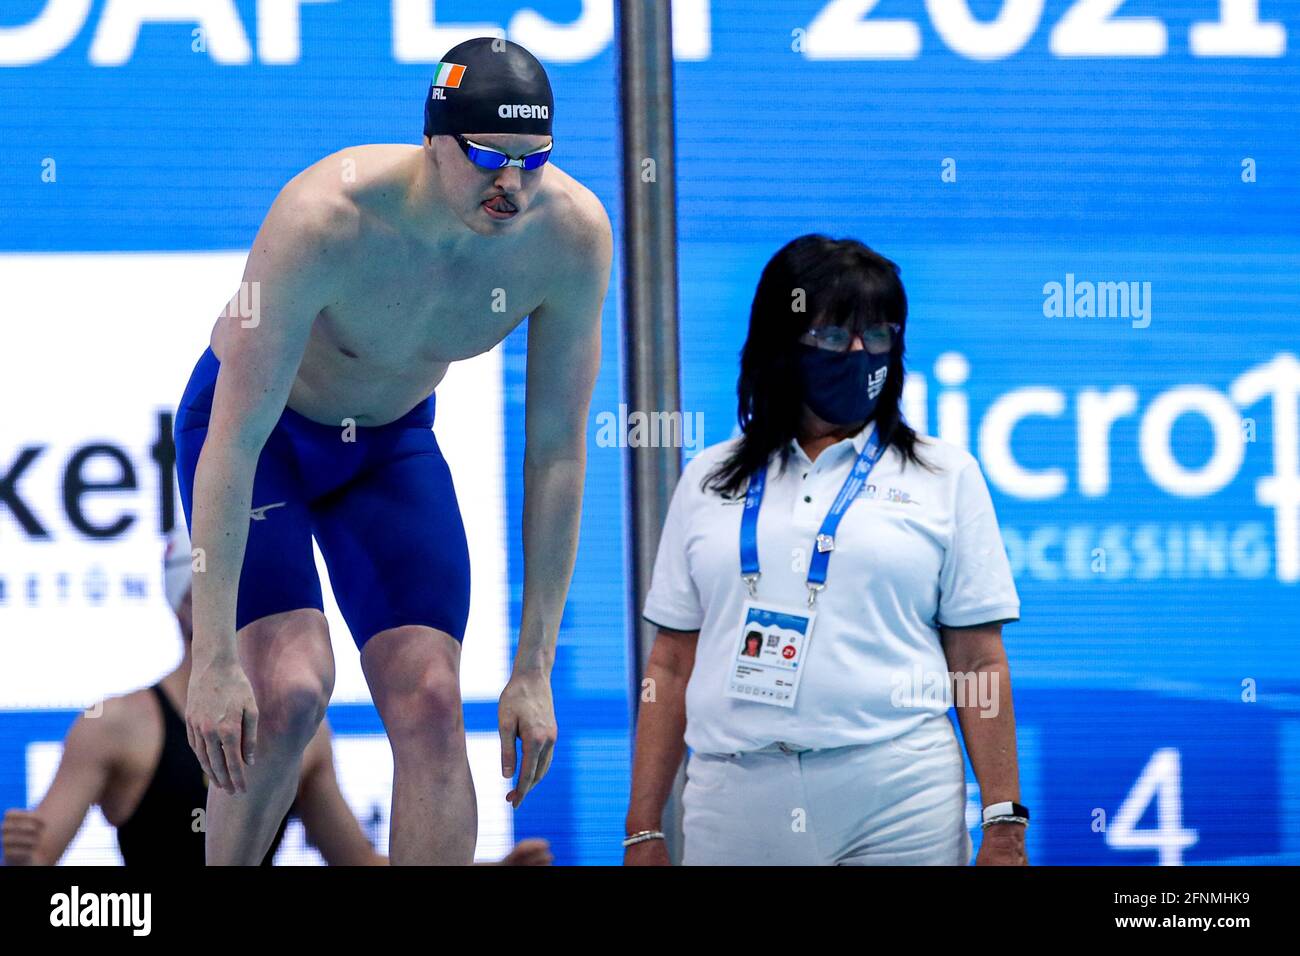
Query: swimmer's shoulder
259 145 406 252
100 687 162 735
64 687 155 766
535 163 613 273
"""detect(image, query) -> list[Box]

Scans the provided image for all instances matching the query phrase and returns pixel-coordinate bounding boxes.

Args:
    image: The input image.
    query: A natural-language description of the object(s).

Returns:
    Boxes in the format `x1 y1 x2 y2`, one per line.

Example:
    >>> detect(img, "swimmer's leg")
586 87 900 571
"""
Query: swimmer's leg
360 626 475 865
205 608 335 865
311 429 474 865
175 379 333 865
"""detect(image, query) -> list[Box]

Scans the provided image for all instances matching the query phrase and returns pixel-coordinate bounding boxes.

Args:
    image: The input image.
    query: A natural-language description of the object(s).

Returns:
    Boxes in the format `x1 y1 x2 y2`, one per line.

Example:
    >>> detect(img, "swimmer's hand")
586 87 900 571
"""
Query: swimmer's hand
498 670 557 809
186 658 258 796
497 837 553 866
2 809 46 865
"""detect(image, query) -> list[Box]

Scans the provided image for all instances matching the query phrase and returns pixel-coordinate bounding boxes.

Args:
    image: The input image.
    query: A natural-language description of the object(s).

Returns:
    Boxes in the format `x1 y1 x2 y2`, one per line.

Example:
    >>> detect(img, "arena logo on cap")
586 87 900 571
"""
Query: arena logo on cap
498 104 549 119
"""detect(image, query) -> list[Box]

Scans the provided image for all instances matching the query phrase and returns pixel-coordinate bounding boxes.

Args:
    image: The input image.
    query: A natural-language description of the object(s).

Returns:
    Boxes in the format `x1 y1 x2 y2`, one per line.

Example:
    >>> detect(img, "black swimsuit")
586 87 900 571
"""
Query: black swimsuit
115 684 292 866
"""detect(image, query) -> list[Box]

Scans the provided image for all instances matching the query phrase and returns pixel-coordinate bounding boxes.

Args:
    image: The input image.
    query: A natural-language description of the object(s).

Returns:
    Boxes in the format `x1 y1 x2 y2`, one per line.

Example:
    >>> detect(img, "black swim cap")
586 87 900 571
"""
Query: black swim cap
423 37 554 139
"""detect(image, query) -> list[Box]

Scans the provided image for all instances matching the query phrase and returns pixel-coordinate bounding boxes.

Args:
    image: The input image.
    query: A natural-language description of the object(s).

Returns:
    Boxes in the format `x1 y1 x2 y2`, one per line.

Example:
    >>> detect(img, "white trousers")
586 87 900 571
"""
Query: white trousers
682 715 973 866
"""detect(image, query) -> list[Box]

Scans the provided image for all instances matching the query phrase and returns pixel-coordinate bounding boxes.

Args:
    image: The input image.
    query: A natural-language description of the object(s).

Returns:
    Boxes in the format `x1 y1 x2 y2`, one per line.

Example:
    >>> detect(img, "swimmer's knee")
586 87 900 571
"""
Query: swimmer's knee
256 669 331 746
239 610 335 747
380 664 464 743
361 625 464 744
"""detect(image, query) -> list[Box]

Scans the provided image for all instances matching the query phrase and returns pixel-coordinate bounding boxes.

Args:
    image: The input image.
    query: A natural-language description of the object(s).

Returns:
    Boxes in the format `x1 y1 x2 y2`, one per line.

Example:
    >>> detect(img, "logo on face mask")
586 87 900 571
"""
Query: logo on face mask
867 365 888 400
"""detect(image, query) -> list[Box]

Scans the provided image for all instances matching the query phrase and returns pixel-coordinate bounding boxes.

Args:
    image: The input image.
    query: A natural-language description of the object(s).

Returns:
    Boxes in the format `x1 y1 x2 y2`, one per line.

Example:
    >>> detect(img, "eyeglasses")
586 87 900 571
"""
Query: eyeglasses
454 134 553 171
801 323 901 354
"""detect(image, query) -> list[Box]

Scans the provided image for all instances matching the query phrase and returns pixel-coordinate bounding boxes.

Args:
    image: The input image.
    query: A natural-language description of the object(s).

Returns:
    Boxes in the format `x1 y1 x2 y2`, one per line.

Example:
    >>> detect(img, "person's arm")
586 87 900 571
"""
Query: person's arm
186 188 343 796
498 201 612 809
1 706 117 865
624 627 698 866
940 621 1028 866
293 720 387 865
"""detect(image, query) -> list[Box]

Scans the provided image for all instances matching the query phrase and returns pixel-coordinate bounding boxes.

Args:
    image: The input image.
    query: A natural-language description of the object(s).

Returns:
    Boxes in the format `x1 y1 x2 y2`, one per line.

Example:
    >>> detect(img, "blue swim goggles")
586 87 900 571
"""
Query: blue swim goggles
454 134 553 171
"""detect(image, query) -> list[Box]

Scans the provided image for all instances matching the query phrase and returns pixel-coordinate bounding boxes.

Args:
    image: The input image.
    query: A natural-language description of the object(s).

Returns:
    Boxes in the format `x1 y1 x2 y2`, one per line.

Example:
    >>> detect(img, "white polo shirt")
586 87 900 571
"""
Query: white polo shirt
642 424 1020 756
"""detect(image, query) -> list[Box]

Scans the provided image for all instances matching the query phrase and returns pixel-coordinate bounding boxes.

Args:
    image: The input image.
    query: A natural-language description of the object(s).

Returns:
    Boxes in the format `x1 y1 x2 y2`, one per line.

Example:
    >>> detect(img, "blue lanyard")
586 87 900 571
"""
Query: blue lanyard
740 429 886 605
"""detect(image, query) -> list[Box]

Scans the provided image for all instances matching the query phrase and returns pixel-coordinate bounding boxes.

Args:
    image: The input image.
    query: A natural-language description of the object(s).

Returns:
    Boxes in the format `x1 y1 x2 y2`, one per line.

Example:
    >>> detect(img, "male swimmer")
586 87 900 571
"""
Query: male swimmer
173 37 611 865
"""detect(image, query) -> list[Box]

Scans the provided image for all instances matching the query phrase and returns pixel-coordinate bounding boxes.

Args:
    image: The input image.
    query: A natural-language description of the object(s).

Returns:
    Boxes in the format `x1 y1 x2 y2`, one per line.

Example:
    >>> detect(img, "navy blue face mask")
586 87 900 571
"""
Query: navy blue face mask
798 343 891 426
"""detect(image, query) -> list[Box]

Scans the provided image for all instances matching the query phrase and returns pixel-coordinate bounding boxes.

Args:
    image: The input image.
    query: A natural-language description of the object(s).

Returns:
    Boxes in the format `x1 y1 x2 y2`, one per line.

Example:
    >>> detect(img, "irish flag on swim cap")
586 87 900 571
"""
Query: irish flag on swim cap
431 62 466 88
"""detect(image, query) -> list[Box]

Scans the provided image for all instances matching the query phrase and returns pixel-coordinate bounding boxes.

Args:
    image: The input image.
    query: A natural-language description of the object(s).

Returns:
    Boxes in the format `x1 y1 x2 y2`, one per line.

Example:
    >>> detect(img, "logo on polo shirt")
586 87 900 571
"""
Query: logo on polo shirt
857 484 921 505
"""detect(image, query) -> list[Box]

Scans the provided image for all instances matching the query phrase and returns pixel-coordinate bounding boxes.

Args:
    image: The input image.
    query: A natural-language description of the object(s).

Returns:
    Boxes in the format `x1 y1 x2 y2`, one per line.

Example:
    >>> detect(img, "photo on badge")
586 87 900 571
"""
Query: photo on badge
725 602 816 707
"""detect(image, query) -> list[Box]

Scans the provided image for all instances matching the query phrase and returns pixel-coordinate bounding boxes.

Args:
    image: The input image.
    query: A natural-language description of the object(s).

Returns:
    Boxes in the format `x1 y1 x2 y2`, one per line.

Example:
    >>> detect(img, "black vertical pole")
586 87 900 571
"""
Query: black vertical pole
617 0 686 862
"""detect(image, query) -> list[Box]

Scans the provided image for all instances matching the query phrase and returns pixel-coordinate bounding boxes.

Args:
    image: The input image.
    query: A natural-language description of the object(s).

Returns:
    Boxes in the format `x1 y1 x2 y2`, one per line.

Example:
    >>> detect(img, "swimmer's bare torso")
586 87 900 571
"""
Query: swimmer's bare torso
208 140 610 427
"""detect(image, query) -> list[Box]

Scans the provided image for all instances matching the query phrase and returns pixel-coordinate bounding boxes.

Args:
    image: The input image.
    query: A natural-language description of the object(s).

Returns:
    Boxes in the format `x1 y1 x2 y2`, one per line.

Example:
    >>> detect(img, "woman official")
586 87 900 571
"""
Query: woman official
624 235 1028 866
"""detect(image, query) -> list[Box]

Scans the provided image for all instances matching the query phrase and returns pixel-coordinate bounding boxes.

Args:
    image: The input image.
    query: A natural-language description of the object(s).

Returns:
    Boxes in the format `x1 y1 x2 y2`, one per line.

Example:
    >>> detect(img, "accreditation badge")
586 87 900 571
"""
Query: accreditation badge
724 600 816 708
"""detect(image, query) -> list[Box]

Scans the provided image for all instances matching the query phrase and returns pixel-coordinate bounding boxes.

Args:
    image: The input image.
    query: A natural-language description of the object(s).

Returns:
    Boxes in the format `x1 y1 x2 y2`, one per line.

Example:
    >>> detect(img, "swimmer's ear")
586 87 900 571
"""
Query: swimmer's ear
426 135 448 166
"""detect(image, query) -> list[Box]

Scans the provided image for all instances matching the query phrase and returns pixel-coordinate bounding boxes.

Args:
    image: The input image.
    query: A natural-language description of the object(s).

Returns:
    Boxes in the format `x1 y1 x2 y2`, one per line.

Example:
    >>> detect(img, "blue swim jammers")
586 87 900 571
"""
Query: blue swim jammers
173 347 471 649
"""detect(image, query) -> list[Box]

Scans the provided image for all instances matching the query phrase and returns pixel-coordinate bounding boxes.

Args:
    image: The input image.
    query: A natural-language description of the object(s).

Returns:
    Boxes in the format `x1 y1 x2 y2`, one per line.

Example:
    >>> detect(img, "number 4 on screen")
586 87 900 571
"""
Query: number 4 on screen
1106 747 1199 866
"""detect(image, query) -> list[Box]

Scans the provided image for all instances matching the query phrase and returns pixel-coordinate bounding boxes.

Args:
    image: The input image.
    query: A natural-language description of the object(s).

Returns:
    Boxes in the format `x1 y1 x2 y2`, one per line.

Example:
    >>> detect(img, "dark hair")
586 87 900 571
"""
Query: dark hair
704 234 931 498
